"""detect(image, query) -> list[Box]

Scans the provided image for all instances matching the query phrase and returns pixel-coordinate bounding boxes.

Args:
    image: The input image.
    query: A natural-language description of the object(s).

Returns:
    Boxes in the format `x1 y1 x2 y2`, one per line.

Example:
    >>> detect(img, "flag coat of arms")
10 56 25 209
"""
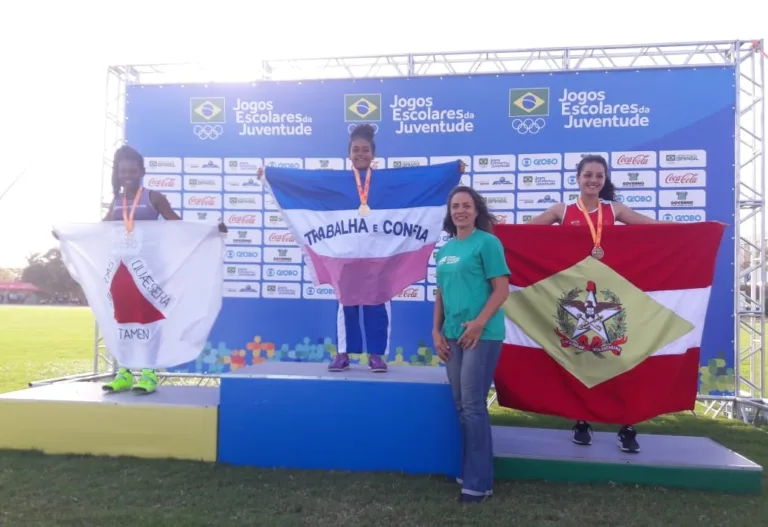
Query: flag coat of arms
55 221 224 369
264 162 462 306
493 222 725 424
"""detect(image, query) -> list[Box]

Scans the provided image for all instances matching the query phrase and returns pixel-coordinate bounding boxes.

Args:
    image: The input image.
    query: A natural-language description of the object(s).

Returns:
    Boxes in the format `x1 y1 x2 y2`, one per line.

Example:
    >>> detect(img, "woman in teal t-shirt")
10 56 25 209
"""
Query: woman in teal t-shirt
432 185 510 504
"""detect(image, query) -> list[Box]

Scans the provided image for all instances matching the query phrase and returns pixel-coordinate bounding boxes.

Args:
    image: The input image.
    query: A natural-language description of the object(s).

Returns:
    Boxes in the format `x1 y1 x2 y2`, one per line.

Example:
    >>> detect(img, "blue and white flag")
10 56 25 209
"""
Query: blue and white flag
264 161 462 306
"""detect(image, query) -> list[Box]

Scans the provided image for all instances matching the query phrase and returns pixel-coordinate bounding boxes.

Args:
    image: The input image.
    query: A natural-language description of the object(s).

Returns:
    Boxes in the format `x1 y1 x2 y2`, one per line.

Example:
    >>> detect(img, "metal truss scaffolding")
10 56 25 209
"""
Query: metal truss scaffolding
34 40 767 416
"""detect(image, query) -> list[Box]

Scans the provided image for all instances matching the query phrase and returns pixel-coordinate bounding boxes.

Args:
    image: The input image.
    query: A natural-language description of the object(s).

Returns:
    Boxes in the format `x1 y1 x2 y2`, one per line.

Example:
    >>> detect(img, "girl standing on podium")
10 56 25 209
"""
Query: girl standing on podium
432 185 510 504
93 145 226 394
257 125 390 372
259 124 465 374
528 154 660 453
102 145 181 395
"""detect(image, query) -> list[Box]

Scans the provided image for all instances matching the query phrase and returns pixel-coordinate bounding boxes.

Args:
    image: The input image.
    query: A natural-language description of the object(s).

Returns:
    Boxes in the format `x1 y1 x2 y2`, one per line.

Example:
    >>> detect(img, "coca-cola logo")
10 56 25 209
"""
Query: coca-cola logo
664 172 699 184
147 177 176 188
616 154 651 166
397 288 419 298
268 232 294 242
187 196 216 206
228 214 257 225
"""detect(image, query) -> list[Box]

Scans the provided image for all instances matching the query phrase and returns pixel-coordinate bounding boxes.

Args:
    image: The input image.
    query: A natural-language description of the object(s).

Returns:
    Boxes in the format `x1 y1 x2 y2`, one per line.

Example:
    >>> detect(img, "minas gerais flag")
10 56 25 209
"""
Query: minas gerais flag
54 221 224 370
493 222 725 424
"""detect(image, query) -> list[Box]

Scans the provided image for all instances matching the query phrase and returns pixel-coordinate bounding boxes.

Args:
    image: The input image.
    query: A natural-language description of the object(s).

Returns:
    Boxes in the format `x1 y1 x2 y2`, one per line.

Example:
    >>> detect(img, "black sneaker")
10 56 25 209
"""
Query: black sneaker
459 493 489 504
618 425 640 453
572 420 592 445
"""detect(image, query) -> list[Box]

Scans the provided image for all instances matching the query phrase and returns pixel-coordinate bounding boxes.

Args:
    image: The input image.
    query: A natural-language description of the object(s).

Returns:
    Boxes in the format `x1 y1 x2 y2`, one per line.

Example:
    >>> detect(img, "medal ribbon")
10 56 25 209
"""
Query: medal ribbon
577 196 603 251
122 187 143 234
352 167 372 207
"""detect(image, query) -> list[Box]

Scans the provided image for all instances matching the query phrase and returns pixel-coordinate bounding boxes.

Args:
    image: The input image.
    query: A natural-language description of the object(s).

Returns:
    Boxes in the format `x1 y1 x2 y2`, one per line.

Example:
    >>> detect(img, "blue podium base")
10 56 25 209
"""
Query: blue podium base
218 362 462 476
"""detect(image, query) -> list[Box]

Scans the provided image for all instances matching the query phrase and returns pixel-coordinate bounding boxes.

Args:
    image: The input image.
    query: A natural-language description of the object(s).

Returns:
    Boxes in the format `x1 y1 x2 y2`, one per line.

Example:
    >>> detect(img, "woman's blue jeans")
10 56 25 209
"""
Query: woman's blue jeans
445 339 502 496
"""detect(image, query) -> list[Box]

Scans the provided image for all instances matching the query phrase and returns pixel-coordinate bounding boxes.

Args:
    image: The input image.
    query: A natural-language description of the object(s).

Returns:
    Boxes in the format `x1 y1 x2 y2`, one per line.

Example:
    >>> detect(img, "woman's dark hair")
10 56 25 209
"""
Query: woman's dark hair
576 154 615 201
111 145 145 198
348 124 376 155
442 186 498 237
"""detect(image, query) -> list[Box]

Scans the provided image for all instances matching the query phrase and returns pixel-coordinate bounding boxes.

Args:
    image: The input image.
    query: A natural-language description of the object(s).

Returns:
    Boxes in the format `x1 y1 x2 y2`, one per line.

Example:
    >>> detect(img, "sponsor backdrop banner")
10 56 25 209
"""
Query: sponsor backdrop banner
124 66 736 396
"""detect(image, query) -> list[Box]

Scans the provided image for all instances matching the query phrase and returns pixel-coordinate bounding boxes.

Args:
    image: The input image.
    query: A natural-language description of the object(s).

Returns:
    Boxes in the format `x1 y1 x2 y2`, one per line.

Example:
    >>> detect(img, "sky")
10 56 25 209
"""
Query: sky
0 0 764 268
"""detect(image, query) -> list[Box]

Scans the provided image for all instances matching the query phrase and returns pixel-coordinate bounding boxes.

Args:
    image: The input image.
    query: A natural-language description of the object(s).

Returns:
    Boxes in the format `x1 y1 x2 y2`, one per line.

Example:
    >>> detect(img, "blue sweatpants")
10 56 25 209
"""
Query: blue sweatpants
336 302 391 356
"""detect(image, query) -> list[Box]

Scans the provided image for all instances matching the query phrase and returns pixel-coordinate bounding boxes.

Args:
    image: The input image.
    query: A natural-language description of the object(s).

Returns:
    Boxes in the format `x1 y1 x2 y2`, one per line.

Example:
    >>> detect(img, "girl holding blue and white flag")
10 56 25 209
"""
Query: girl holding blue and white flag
258 124 465 374
328 124 390 373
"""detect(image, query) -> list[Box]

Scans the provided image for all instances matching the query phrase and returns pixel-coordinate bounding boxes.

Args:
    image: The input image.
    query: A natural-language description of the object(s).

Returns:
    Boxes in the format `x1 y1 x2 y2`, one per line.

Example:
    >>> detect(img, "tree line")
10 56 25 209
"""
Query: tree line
1 248 83 300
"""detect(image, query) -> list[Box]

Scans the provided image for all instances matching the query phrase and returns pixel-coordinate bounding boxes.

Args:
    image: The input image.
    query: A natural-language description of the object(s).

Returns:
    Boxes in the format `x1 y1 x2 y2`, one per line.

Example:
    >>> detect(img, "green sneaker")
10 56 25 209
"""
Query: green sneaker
132 369 158 395
102 368 134 393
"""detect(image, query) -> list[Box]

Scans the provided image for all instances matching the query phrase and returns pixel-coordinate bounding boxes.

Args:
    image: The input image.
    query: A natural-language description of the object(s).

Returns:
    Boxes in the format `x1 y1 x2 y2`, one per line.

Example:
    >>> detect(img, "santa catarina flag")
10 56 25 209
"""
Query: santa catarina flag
54 221 224 369
493 222 725 425
264 161 462 306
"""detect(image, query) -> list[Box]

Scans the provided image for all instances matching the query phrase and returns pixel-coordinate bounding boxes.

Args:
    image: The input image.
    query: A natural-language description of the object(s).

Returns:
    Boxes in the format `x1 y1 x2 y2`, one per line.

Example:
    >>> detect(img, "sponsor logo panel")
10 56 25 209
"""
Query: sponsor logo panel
226 229 262 246
473 155 516 172
615 190 657 208
610 151 657 169
517 192 562 209
262 264 302 282
261 282 302 299
659 209 706 222
518 172 562 191
658 189 707 208
659 170 706 188
222 282 260 298
480 192 516 210
659 150 707 168
518 153 562 172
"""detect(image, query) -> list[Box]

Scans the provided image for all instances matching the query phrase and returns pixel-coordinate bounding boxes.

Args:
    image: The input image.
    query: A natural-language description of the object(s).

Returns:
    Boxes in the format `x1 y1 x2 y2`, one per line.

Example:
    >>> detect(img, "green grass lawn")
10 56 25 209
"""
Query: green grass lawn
0 305 94 393
0 305 767 525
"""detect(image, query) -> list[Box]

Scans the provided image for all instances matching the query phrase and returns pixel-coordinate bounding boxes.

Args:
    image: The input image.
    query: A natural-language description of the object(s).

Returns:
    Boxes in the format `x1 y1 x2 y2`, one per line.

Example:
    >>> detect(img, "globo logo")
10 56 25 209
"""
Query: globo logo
626 195 653 203
522 157 558 167
675 214 702 222
227 250 258 258
306 287 333 296
267 268 298 277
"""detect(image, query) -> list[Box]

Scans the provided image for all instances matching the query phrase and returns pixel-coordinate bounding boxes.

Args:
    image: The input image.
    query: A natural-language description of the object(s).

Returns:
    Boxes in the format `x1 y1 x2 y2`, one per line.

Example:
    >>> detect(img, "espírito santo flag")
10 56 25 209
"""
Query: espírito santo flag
264 162 462 306
493 221 725 424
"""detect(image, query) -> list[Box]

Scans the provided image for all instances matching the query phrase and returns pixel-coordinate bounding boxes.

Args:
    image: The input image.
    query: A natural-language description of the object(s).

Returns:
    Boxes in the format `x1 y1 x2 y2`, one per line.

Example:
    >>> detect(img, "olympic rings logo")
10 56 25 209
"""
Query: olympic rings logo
347 123 379 134
193 125 224 140
511 118 546 135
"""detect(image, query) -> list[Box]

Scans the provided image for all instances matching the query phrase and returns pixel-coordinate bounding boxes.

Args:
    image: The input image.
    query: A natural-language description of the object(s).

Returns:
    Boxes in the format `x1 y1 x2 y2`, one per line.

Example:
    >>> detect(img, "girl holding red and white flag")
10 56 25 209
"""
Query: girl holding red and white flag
528 154 662 453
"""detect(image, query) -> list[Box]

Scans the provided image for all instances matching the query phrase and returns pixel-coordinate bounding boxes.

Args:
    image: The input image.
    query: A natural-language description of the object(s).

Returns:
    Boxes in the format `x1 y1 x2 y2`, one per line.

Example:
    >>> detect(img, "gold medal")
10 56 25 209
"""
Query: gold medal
353 167 372 217
122 187 142 242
